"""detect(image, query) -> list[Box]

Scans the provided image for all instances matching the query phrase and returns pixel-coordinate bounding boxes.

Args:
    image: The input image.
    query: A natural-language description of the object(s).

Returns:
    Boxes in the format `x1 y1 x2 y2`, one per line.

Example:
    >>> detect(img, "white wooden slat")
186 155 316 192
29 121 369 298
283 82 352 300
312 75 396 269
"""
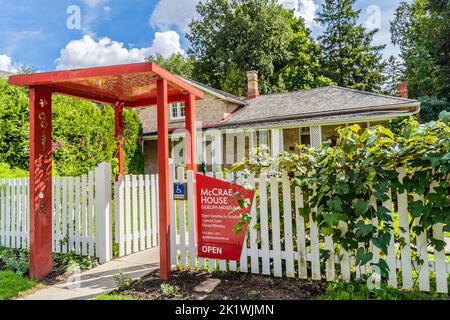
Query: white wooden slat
383 194 397 288
15 179 21 248
151 175 158 247
62 177 68 253
117 176 125 257
259 174 271 276
270 175 282 277
370 194 380 272
169 163 177 265
177 167 187 267
238 173 248 273
310 186 321 281
81 175 88 255
131 175 139 253
52 178 55 252
413 194 430 292
75 177 81 255
124 175 132 255
205 172 218 270
397 168 413 290
5 180 10 248
295 186 307 279
215 172 228 272
248 175 259 275
430 181 448 294
88 171 95 257
324 236 335 281
21 178 27 248
187 170 197 267
339 222 351 282
0 182 5 246
144 175 151 249
282 171 295 278
68 178 74 253
138 175 146 251
226 172 236 272
26 180 30 246
55 177 61 253
11 179 16 248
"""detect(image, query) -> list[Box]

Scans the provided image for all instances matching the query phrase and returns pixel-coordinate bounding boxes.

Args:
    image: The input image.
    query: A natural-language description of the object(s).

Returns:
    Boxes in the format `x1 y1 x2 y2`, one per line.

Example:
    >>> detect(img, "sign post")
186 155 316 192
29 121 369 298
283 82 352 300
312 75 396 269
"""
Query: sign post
196 174 255 261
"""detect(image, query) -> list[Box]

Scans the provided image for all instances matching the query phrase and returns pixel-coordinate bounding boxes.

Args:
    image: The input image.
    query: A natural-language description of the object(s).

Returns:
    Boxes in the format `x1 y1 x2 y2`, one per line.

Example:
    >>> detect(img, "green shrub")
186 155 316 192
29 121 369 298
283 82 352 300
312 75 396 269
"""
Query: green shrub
0 163 28 179
113 270 133 291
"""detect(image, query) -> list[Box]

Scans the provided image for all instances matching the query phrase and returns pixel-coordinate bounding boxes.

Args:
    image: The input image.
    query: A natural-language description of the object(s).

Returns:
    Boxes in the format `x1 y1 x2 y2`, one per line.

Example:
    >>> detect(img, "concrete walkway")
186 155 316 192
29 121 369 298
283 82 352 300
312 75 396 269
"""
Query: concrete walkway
21 247 160 300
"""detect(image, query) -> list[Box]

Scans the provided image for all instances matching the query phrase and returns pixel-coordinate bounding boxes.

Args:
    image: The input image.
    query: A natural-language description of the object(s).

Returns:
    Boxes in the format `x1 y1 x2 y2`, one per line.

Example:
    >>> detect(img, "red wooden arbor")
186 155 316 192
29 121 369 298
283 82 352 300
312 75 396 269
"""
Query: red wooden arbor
9 62 204 280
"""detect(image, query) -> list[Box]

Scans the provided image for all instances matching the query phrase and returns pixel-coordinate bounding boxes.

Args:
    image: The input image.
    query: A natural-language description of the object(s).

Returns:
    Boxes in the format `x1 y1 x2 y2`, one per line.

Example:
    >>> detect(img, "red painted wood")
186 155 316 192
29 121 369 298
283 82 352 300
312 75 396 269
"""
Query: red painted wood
29 88 53 280
115 102 125 176
9 62 204 105
185 93 197 173
157 78 171 280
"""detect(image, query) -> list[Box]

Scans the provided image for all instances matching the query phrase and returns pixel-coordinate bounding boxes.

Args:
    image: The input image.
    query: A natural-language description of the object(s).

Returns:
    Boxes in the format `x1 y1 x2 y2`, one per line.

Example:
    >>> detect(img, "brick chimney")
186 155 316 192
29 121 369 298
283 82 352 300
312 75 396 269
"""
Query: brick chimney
247 70 259 99
396 82 409 99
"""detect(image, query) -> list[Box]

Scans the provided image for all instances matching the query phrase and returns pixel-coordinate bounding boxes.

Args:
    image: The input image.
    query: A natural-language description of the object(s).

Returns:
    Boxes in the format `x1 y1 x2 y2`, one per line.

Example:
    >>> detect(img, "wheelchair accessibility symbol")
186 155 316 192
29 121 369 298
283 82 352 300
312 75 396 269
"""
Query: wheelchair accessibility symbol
173 183 187 200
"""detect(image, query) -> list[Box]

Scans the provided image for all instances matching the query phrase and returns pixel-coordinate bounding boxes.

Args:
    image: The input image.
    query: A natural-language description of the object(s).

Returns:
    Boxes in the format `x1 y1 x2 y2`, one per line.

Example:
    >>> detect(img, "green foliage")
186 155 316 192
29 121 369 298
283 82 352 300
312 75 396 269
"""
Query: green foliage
233 118 450 280
317 279 447 300
0 271 38 300
187 0 332 95
147 53 194 78
113 270 133 291
0 79 144 176
391 0 450 99
316 0 385 92
0 163 28 179
0 249 29 275
381 56 405 96
160 283 181 298
419 96 450 123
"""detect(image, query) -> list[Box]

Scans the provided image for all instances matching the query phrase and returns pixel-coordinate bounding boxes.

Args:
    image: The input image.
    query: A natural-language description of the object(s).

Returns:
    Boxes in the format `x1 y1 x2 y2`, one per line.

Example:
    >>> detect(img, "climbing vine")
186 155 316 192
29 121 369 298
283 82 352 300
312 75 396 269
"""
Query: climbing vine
232 115 450 279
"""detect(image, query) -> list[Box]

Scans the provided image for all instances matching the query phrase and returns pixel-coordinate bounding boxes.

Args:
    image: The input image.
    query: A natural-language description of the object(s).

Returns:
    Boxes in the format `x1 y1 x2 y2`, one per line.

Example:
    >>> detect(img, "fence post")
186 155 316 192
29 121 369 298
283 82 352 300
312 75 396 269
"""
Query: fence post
96 162 112 264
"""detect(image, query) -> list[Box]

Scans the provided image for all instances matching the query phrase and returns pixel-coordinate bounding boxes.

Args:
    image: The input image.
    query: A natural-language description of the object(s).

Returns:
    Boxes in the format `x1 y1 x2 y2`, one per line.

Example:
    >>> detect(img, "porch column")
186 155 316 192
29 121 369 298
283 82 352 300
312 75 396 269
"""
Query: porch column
185 93 197 173
157 78 171 280
29 87 53 280
114 102 125 176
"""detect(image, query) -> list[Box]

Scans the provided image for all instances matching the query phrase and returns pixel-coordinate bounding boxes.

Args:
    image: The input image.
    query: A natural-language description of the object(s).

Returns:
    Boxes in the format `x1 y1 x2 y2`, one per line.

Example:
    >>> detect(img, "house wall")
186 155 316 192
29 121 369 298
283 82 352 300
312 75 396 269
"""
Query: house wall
144 140 158 174
139 92 242 135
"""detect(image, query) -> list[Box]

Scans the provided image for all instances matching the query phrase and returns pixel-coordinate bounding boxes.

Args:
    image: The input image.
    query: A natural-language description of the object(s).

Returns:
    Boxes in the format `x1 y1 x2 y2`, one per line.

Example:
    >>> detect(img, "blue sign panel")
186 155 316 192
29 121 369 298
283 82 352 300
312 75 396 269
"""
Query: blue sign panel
174 183 187 200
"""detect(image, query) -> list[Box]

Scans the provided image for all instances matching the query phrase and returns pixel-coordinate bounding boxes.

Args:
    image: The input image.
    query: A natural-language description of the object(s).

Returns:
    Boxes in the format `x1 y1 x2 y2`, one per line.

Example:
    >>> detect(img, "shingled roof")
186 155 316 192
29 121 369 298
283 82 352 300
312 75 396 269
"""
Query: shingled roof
221 86 419 127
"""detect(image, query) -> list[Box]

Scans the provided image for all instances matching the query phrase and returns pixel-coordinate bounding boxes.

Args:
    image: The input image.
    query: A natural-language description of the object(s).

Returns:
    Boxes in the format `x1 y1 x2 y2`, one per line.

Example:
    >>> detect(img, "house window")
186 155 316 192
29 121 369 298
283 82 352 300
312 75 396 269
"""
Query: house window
169 102 185 121
300 127 311 146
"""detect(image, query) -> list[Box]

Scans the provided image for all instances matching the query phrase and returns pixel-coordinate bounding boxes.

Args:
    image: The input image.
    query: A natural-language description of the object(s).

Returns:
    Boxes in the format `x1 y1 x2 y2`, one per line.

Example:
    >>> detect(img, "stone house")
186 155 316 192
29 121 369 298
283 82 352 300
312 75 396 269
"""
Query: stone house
140 72 419 173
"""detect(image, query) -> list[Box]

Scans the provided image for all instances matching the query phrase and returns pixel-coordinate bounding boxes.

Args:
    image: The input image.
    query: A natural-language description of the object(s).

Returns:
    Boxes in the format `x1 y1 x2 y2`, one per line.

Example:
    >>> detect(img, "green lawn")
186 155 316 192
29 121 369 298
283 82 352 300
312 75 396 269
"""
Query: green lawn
0 271 39 300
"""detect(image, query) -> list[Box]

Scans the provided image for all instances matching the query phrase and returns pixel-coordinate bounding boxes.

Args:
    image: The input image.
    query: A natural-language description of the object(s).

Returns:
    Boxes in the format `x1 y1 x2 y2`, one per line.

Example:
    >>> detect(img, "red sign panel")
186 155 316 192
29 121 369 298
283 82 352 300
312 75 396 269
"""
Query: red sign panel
196 174 255 261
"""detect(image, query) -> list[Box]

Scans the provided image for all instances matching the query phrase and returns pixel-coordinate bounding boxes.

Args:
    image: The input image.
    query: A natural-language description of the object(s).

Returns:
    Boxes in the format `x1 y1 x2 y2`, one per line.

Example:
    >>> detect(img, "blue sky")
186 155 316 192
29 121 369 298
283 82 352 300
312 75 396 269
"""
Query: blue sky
0 0 408 72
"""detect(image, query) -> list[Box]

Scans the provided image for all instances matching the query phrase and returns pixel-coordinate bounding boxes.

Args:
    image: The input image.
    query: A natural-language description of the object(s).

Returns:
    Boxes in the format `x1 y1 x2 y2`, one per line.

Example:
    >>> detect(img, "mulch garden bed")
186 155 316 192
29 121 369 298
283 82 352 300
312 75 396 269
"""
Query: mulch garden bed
118 268 327 300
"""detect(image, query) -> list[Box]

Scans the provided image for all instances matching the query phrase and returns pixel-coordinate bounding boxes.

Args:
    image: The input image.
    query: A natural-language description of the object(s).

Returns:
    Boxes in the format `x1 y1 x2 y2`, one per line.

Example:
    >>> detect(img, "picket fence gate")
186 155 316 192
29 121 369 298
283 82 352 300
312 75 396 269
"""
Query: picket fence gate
0 163 113 263
169 164 450 294
114 174 159 258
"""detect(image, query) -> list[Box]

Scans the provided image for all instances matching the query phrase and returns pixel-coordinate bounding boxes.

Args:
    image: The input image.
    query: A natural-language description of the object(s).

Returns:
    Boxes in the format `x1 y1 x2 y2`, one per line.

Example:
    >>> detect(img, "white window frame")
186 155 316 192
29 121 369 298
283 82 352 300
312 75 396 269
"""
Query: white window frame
169 102 186 121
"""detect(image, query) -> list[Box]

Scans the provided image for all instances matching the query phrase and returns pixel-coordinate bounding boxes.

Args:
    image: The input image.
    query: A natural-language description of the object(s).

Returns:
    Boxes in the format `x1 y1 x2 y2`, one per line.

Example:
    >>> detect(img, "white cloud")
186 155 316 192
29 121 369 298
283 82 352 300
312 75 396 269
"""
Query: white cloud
279 0 319 27
0 54 18 73
82 0 109 7
150 0 199 32
55 31 184 70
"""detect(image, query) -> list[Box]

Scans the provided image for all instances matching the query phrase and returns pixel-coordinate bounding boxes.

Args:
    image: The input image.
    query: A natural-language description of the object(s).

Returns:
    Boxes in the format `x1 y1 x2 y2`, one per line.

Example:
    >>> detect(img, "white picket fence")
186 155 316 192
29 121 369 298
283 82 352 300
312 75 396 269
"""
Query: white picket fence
114 174 159 258
0 163 112 263
170 165 450 293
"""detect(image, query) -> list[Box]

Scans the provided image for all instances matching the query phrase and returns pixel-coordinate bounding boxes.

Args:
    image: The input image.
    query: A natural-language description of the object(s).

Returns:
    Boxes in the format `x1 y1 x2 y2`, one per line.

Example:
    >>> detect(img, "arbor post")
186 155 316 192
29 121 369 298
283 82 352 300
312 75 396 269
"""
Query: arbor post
157 78 171 280
29 87 53 280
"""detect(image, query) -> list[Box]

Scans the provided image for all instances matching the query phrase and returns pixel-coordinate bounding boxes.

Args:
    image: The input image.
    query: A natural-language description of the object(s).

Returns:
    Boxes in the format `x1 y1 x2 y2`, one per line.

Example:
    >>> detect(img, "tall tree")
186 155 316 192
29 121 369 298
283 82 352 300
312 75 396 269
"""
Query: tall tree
381 56 405 96
147 53 194 79
316 0 385 92
187 0 331 96
391 0 450 99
